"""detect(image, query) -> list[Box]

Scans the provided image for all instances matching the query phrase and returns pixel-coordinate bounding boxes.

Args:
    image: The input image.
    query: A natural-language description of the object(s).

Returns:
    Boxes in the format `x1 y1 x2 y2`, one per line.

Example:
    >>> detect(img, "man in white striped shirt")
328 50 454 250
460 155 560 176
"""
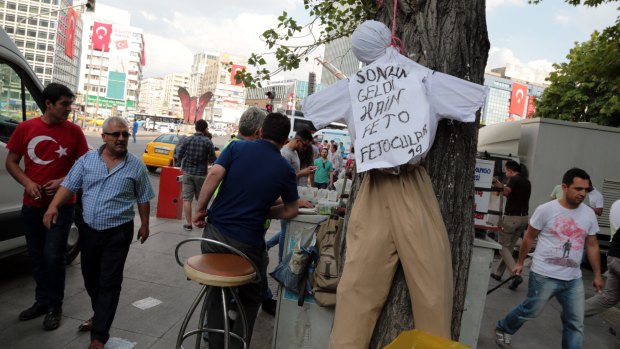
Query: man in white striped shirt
43 116 154 349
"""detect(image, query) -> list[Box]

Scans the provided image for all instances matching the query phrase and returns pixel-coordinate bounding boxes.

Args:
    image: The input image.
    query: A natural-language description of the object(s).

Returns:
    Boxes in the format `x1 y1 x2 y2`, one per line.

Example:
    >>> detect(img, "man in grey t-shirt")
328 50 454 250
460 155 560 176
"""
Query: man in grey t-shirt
266 128 315 259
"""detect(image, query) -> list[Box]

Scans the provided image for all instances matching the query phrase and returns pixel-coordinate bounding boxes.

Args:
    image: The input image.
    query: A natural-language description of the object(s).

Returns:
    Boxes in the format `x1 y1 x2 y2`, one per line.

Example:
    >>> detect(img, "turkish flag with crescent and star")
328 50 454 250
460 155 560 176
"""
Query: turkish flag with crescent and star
92 22 112 52
65 8 77 58
230 64 245 86
509 82 528 116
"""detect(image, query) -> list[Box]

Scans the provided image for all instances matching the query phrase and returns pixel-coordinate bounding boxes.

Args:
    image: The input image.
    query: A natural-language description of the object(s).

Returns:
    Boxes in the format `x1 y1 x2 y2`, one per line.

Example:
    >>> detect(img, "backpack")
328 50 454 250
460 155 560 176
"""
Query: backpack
311 217 344 306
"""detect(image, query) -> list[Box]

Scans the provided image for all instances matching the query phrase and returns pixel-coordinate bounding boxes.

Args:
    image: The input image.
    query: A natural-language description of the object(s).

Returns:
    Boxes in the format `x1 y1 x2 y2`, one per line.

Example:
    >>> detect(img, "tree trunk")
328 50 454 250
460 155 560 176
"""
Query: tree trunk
338 1 489 347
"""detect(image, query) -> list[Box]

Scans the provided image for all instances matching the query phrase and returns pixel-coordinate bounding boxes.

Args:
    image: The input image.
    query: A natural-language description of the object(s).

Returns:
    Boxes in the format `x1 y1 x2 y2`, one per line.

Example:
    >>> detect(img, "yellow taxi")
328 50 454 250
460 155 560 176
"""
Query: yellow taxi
142 133 181 172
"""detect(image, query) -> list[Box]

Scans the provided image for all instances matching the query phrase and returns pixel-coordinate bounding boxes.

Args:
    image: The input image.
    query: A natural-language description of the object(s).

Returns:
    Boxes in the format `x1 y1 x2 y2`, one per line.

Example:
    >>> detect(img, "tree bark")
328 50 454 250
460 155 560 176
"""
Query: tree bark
338 1 489 347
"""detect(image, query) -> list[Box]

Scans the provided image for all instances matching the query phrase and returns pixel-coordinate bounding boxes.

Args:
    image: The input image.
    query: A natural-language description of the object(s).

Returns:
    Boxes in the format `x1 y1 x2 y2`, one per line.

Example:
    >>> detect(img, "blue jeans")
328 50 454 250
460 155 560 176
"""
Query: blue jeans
265 220 288 264
22 204 75 309
497 271 585 349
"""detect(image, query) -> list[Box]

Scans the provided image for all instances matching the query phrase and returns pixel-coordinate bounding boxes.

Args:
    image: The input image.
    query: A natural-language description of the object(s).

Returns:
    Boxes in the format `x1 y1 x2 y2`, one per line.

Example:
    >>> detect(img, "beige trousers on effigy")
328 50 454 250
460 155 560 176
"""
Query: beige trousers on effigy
329 166 453 348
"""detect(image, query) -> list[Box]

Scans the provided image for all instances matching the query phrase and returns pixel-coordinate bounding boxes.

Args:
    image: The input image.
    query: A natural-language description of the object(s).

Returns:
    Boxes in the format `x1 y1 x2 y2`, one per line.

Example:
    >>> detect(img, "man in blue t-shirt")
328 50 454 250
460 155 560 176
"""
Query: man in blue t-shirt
193 113 299 349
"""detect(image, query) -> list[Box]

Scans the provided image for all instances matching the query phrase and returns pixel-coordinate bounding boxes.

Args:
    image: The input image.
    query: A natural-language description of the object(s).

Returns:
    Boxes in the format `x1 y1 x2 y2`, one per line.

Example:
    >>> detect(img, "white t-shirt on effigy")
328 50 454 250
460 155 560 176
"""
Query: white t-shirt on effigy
302 47 488 173
530 200 599 281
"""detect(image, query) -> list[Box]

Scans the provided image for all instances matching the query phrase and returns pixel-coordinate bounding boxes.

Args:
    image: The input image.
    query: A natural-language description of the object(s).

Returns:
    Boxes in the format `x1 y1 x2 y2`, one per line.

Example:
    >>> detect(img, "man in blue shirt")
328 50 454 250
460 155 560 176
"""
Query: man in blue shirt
193 112 299 349
43 116 154 349
132 119 139 143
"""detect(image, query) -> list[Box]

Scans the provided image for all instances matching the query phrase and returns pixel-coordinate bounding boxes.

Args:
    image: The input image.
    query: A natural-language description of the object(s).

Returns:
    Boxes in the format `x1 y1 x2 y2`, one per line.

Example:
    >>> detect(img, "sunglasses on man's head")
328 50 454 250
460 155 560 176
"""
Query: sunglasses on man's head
104 131 131 138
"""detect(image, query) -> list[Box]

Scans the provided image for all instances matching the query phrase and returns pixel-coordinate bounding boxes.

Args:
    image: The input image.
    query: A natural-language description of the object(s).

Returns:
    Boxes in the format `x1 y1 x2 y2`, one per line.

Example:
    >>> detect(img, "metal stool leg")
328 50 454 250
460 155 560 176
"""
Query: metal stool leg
229 287 249 349
195 288 211 349
176 285 208 349
221 287 230 349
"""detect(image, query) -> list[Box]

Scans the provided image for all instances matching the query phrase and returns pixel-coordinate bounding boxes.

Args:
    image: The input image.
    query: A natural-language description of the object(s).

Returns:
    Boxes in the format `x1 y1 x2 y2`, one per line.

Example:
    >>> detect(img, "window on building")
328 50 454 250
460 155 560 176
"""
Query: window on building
7 2 16 10
35 55 44 62
37 43 46 50
40 20 49 28
25 53 34 60
37 31 46 39
16 28 25 36
35 67 44 74
28 18 37 25
18 4 27 11
5 26 14 34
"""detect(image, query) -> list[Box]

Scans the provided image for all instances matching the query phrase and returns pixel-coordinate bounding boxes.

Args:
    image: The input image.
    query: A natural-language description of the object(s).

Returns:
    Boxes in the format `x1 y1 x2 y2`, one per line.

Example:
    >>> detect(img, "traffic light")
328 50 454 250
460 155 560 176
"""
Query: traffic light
86 0 96 12
266 104 273 113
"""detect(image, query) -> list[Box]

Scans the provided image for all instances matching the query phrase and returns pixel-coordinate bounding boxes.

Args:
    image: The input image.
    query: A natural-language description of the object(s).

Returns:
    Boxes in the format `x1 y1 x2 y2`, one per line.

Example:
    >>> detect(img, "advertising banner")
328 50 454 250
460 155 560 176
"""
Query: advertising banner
474 159 495 226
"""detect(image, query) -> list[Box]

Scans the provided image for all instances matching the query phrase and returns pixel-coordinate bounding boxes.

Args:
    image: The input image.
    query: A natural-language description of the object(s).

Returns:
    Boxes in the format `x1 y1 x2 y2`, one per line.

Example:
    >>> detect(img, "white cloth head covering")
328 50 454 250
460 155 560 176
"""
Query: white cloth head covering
351 20 392 64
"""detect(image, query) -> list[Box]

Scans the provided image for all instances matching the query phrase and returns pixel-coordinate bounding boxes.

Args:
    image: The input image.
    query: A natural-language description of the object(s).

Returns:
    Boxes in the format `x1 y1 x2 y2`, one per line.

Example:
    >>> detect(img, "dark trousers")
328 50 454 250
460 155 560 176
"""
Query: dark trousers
80 221 133 344
21 204 75 309
314 182 328 189
202 224 266 349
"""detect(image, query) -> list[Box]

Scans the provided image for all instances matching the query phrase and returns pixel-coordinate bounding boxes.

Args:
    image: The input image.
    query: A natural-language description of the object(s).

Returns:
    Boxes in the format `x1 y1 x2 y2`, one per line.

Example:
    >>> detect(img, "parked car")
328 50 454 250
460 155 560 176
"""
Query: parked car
142 133 182 172
211 129 227 137
0 27 81 263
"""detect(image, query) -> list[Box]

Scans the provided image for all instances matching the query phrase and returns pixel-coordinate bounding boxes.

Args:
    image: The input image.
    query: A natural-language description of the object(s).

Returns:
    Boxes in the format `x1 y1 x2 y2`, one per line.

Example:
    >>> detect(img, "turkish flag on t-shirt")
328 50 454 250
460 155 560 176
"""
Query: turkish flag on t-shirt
92 22 112 52
509 82 528 116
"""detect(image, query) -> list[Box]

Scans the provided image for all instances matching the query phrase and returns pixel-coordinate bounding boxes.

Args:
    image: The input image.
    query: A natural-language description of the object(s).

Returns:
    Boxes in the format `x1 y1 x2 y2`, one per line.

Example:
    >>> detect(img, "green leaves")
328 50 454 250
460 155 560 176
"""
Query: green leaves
535 21 620 126
240 1 377 87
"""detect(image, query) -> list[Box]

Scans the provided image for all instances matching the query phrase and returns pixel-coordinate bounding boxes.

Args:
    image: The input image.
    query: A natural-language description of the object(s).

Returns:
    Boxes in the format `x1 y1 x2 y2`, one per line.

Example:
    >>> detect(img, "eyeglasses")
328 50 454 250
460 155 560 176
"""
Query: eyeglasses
104 131 131 138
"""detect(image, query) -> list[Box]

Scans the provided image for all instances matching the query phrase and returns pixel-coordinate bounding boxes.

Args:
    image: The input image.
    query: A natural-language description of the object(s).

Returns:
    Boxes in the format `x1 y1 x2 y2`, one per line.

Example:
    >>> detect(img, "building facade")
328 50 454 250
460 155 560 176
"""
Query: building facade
245 79 323 112
136 77 164 115
482 71 546 126
0 0 83 90
320 35 361 87
162 72 190 117
76 4 144 117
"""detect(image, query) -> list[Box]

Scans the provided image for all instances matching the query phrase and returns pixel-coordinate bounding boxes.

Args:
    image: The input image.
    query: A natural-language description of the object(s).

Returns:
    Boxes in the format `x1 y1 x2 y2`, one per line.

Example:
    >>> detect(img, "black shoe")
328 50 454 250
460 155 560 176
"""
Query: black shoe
508 276 523 290
18 302 47 321
610 327 617 336
262 299 277 316
490 273 502 282
43 308 62 331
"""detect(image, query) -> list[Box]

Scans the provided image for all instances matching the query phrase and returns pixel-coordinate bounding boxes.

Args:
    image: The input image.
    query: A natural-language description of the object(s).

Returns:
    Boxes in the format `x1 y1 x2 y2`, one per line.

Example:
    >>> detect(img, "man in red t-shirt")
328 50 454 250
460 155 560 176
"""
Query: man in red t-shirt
5 83 88 331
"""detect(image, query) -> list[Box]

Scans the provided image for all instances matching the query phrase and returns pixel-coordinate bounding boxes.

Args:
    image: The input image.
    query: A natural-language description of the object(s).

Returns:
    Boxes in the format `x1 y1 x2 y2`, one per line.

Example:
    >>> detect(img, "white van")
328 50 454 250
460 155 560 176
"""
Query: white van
314 129 352 154
0 28 81 262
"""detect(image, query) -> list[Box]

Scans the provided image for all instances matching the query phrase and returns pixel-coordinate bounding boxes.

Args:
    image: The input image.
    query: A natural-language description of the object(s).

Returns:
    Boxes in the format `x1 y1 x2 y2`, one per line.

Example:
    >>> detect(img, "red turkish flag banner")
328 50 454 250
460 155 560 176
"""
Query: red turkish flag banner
92 22 112 52
115 40 128 50
65 8 77 58
509 82 528 116
230 64 245 86
140 41 146 66
526 95 536 118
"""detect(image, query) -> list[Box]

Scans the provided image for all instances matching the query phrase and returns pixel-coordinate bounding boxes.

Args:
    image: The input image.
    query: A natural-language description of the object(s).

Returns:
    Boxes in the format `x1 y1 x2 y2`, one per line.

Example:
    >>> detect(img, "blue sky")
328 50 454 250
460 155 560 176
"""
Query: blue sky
98 0 618 80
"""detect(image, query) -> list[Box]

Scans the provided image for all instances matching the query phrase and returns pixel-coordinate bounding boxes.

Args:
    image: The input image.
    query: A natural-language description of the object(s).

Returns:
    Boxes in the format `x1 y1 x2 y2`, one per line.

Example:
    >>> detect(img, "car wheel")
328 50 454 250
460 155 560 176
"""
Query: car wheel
66 198 84 265
65 223 80 265
147 165 158 173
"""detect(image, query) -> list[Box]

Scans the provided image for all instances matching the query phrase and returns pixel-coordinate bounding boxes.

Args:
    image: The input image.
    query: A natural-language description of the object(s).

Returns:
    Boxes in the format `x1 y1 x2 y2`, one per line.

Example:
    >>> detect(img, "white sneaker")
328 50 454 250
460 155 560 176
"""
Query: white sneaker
495 328 512 348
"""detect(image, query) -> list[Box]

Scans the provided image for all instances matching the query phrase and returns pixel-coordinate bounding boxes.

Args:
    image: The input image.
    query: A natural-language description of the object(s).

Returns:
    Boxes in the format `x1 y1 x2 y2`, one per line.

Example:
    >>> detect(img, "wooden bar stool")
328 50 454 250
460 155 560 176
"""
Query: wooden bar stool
174 238 260 349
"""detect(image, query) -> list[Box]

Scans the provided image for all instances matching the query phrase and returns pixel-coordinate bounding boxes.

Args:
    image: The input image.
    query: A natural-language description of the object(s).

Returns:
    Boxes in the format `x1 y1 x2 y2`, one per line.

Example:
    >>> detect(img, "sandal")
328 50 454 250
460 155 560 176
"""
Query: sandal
183 224 193 231
78 318 93 332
